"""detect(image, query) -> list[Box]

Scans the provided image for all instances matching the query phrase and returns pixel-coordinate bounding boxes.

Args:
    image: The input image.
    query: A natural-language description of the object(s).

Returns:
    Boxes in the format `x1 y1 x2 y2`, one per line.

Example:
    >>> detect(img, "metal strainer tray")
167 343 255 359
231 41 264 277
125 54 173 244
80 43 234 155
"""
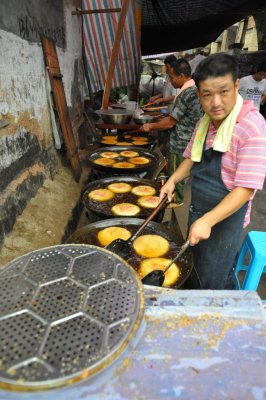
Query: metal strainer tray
0 245 144 391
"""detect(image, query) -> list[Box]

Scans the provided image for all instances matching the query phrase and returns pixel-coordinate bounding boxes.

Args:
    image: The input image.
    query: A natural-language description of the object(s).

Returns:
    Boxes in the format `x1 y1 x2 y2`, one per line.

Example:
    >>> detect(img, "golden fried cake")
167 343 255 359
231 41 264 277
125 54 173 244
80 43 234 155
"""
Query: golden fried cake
93 158 115 166
97 226 131 247
101 137 117 144
119 150 139 158
132 141 147 146
88 188 114 202
107 182 132 194
113 161 135 169
101 141 117 145
116 142 133 146
132 136 148 141
101 135 117 140
102 135 116 140
139 258 180 287
112 203 140 216
129 157 150 165
100 151 119 158
131 185 156 196
133 234 169 257
137 196 160 208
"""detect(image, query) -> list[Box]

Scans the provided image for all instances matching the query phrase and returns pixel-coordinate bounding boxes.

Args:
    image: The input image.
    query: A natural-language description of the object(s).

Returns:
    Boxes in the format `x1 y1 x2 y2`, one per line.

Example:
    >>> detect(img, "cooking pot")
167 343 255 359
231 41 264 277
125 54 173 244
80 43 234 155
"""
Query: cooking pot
67 218 193 289
85 146 158 175
95 109 133 124
133 115 160 125
82 175 164 222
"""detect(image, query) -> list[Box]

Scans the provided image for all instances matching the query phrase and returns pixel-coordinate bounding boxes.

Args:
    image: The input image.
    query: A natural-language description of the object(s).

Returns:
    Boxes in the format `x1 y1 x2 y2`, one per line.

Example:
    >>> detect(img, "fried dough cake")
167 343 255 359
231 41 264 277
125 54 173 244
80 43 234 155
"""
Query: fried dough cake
93 158 115 166
133 234 169 257
129 157 150 165
88 188 114 202
119 150 139 158
100 151 119 158
108 182 132 194
112 203 140 216
132 186 156 196
140 258 180 287
137 196 160 208
98 226 131 246
113 161 135 169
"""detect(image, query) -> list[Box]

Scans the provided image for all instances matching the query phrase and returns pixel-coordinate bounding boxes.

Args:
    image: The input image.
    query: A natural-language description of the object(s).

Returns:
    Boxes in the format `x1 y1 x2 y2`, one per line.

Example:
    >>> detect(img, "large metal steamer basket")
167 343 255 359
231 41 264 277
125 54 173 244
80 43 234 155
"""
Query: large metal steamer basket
85 146 158 175
82 176 164 223
67 219 193 290
0 244 144 391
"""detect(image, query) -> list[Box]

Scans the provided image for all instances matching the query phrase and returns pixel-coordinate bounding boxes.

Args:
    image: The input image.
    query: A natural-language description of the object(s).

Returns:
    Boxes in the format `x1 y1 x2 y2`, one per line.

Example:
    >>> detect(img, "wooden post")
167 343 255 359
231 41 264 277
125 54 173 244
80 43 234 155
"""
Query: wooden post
81 12 94 103
101 0 131 110
42 38 82 182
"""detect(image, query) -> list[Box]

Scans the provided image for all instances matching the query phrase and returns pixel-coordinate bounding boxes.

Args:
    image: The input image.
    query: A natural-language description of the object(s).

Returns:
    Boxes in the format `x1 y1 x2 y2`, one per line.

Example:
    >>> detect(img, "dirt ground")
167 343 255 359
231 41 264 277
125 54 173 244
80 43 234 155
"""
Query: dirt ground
0 164 89 268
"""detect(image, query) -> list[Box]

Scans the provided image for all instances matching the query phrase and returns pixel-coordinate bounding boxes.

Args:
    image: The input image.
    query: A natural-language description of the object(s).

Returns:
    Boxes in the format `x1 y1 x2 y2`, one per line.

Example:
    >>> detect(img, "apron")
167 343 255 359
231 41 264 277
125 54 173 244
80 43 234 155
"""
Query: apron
188 146 248 289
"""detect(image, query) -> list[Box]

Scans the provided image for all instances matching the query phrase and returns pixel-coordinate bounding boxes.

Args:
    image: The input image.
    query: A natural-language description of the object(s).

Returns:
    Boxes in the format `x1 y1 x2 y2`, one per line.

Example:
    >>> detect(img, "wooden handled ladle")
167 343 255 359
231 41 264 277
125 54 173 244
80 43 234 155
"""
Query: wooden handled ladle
141 240 190 287
105 193 173 258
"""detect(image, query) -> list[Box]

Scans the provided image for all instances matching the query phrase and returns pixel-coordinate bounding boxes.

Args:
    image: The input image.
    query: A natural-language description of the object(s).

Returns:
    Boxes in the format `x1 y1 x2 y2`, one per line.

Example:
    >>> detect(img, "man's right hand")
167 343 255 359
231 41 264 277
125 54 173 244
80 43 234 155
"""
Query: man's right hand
149 94 161 103
159 179 176 202
150 98 163 105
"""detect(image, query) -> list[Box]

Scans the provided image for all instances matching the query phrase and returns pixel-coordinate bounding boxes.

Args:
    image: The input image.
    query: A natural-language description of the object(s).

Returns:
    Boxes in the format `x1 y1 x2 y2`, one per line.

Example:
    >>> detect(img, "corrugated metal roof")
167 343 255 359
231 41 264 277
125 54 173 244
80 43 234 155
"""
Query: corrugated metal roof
141 0 266 54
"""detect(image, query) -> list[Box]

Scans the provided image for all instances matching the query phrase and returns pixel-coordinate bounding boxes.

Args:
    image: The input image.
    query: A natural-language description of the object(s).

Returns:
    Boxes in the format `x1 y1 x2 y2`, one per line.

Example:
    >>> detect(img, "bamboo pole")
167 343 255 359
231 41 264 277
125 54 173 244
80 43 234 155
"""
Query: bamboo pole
101 0 131 110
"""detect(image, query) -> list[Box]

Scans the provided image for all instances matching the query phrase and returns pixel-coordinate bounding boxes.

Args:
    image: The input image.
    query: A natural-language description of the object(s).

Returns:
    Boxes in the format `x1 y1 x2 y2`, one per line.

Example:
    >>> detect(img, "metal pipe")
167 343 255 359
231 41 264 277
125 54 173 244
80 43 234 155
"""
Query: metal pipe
72 8 121 15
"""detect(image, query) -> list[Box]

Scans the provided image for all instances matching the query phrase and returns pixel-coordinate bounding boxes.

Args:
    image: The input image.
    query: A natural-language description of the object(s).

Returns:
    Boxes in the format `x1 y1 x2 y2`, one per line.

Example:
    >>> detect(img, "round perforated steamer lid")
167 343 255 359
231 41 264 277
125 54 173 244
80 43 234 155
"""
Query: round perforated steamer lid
0 244 144 391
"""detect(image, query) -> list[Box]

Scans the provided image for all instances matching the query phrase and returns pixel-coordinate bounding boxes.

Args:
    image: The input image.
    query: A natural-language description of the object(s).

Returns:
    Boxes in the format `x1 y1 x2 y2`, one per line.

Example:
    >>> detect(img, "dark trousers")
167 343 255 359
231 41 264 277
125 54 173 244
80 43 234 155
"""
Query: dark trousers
168 152 185 203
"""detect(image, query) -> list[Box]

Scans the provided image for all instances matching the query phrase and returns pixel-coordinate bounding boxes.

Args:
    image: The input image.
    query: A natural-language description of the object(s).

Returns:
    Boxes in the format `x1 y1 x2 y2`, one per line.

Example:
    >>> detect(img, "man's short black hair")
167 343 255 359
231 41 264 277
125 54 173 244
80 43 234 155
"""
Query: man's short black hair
172 58 191 77
164 55 177 66
194 53 239 88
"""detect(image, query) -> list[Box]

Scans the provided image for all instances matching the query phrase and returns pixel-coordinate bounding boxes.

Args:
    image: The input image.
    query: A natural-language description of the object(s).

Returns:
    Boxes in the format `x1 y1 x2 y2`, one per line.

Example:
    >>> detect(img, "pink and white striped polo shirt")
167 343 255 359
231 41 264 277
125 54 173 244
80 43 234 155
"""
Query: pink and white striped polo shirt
183 101 266 227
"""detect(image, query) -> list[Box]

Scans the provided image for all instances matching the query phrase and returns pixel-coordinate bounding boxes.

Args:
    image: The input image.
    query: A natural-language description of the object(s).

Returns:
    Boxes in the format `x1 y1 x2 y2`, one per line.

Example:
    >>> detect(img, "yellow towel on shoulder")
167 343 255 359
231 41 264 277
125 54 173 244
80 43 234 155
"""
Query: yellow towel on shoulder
191 94 243 162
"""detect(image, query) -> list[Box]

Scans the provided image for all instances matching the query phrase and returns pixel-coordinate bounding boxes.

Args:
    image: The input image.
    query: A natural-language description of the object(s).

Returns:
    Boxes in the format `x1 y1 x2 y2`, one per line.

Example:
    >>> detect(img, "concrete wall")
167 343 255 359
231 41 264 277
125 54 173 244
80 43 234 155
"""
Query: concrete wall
0 0 83 247
220 26 238 52
210 42 221 55
254 7 266 51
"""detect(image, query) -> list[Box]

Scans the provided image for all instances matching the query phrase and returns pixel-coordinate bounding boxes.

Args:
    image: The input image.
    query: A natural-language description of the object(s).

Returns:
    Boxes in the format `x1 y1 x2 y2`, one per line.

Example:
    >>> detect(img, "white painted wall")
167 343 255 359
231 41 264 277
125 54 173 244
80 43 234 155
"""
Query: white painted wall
60 1 83 108
0 1 83 145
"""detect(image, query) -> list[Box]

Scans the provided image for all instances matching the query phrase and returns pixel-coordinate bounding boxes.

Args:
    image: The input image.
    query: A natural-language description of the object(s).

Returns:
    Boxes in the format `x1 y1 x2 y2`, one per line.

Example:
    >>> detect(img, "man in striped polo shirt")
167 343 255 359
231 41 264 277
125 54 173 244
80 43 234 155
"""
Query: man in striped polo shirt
160 53 266 289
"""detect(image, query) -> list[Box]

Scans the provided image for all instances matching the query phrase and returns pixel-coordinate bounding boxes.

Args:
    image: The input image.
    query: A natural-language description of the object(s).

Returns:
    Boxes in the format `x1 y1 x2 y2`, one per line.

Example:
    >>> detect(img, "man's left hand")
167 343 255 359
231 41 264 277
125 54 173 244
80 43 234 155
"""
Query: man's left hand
188 217 212 246
139 123 150 133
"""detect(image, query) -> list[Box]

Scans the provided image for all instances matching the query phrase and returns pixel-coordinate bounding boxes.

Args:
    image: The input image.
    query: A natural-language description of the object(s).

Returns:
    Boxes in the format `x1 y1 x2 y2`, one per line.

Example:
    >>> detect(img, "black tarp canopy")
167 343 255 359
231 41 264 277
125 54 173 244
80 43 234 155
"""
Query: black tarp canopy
141 0 266 55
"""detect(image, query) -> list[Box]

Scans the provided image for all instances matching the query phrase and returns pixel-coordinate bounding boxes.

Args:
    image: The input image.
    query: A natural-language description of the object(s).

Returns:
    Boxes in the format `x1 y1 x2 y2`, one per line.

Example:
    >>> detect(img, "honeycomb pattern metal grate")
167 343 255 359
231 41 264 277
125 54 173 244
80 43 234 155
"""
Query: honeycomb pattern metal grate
0 245 144 391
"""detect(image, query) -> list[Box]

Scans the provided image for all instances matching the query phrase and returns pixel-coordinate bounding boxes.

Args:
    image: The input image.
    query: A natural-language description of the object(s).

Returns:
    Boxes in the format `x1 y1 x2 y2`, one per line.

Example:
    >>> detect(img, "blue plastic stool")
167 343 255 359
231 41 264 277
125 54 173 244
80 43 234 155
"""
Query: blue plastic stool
235 231 266 300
